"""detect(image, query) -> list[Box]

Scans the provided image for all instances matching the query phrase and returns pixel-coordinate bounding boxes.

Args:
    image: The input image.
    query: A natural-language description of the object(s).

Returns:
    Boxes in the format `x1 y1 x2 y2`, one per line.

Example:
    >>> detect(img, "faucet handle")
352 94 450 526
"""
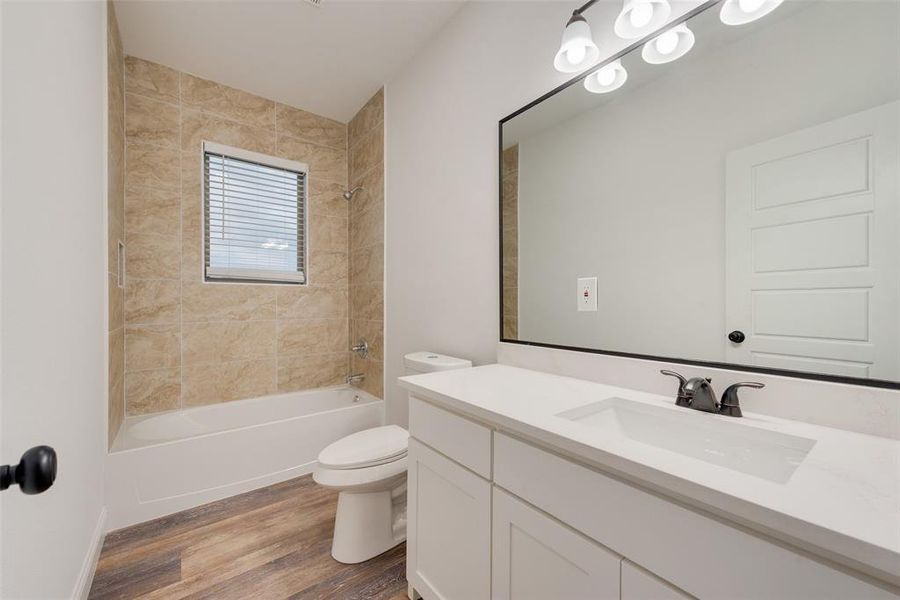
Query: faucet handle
719 382 765 418
660 370 691 407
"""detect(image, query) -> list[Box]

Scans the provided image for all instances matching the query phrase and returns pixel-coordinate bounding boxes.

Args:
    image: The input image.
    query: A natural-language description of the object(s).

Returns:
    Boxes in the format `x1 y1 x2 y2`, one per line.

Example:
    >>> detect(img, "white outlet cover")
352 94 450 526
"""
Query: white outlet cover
578 277 598 312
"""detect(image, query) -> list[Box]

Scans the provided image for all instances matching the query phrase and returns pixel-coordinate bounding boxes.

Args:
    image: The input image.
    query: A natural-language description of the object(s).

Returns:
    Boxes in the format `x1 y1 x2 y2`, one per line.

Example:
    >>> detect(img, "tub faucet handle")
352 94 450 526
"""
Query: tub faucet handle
351 340 369 359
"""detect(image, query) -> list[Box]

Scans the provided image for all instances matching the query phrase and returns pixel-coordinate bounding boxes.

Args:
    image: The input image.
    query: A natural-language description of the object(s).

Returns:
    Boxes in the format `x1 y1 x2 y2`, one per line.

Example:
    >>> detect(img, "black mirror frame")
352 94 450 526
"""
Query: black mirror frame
497 0 900 391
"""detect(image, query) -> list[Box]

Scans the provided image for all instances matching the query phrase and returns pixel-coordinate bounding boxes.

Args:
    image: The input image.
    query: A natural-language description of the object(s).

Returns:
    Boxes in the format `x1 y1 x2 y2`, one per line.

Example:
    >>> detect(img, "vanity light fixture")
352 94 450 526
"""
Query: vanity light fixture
641 23 695 64
584 59 628 94
554 11 601 73
614 0 671 40
719 0 783 26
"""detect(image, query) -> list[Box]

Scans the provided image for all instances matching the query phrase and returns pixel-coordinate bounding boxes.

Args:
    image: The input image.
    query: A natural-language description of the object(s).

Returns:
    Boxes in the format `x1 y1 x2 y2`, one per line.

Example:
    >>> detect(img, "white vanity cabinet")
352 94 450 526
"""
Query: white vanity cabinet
492 488 621 600
406 396 898 600
407 402 492 600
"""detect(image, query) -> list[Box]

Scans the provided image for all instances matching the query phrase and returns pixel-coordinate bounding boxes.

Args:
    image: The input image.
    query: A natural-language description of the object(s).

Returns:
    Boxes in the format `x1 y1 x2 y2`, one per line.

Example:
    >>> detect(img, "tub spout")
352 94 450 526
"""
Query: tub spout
347 373 365 385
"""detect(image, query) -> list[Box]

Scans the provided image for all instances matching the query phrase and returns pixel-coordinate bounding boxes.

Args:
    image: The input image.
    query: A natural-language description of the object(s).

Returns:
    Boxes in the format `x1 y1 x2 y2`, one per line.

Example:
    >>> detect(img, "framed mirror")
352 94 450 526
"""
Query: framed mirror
500 0 900 388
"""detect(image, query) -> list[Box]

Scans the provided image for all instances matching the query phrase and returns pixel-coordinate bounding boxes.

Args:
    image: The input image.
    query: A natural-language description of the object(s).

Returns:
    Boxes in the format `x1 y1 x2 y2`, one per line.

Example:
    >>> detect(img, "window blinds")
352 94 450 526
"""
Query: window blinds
203 143 307 284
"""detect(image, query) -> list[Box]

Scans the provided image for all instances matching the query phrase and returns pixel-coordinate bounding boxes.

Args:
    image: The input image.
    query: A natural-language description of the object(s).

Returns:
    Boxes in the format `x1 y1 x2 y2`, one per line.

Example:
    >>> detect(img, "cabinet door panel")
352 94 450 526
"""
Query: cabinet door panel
622 560 693 600
492 488 620 600
408 438 491 600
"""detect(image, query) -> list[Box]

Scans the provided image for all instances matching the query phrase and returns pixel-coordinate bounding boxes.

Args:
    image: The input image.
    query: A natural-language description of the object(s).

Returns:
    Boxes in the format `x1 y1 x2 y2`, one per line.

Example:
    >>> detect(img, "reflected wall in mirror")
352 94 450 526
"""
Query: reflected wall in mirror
500 0 900 385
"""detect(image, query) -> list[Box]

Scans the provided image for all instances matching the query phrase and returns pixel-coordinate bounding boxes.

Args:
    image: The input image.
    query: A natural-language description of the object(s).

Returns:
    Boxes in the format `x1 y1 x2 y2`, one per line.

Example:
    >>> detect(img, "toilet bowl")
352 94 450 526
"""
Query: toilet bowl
314 351 472 564
313 425 409 564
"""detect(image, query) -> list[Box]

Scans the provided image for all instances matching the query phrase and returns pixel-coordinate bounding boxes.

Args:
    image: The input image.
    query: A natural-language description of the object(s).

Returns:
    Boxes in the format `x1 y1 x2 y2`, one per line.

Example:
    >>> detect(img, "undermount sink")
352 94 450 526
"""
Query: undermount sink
555 397 816 483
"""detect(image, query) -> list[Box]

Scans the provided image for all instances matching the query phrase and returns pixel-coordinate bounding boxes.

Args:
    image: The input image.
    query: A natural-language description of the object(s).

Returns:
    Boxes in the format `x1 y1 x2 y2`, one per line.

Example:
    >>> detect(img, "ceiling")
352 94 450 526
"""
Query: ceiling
114 0 464 123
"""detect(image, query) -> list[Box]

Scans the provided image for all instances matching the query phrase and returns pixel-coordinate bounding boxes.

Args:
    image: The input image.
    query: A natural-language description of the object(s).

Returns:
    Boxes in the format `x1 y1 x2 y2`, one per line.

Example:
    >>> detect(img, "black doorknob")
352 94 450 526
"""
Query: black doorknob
1 446 57 495
728 330 746 344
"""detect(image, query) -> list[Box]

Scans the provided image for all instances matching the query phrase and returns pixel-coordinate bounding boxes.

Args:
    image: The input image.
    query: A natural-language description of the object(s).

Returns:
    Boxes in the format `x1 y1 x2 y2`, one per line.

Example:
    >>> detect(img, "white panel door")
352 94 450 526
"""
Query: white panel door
407 438 491 600
725 101 900 380
492 488 620 600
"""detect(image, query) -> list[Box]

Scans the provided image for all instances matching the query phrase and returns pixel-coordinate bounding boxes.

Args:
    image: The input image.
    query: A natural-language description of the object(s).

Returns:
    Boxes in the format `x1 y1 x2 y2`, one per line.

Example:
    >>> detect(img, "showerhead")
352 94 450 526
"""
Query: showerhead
343 187 363 201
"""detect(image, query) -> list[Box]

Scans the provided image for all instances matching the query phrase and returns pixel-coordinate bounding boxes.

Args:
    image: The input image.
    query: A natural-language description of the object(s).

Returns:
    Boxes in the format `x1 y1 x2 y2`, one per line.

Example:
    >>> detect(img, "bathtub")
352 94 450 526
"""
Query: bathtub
105 386 384 530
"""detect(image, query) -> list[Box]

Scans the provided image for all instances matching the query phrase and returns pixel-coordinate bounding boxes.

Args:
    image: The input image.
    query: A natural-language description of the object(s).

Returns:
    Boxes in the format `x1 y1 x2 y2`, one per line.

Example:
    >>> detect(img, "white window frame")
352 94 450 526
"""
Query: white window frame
201 140 309 285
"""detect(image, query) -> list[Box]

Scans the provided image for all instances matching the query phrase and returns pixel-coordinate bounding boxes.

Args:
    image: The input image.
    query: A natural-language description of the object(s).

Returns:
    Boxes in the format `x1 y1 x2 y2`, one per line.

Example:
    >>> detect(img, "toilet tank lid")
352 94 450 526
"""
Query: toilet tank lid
404 351 472 372
317 425 409 470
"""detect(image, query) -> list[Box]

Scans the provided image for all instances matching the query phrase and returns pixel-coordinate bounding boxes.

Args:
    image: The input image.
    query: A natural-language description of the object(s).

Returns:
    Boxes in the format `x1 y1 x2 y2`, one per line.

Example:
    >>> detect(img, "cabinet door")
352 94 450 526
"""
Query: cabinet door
492 488 620 600
408 438 491 600
622 560 693 600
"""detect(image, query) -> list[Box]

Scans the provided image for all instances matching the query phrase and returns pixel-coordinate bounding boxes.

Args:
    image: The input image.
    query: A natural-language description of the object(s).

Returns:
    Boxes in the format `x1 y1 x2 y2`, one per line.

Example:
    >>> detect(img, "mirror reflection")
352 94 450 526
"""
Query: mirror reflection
501 1 900 382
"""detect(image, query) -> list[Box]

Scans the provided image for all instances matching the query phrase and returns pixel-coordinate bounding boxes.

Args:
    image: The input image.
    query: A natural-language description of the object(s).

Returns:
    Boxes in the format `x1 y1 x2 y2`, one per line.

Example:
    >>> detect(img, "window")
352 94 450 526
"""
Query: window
203 141 308 284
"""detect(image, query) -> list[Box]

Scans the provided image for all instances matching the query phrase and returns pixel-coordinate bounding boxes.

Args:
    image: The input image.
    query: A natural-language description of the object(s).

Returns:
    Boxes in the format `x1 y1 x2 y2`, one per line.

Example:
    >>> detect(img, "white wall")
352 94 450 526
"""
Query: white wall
1 1 108 598
516 2 900 363
383 0 679 426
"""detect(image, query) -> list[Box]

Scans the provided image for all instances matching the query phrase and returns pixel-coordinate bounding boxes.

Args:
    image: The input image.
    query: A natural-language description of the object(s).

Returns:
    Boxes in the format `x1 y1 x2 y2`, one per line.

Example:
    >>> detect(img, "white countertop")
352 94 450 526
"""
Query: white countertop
398 364 900 584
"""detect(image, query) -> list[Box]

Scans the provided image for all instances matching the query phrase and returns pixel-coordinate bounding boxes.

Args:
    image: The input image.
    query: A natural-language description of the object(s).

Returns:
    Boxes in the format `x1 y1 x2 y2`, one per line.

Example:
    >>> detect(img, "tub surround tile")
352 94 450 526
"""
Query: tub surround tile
125 186 181 237
349 243 383 285
277 318 348 356
108 327 125 445
276 286 348 320
310 214 349 254
125 93 180 148
125 323 181 372
125 368 181 415
183 360 277 406
108 5 126 448
350 319 383 360
350 283 383 322
309 180 349 218
348 88 383 143
181 109 276 155
182 282 276 322
347 166 383 217
349 200 383 252
277 353 347 393
347 89 384 399
276 103 346 150
309 252 349 286
182 321 276 365
352 354 383 399
348 125 383 181
181 73 275 129
126 142 181 191
109 272 125 331
119 58 367 415
125 56 180 104
276 135 347 185
125 279 181 325
126 233 181 280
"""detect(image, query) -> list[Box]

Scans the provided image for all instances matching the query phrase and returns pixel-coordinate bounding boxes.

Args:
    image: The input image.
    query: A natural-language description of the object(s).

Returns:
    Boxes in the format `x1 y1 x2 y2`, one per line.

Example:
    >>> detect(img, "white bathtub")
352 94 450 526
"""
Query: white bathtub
105 386 384 530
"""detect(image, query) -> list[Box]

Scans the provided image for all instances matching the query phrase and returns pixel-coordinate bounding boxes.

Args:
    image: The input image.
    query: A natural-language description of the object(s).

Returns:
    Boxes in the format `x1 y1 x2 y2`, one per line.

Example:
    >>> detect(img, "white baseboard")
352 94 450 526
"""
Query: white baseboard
73 507 107 600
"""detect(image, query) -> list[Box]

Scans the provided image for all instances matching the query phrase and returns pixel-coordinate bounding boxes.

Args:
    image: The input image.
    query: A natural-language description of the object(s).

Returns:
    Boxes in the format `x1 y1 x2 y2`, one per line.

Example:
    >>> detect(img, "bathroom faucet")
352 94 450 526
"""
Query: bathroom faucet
347 373 365 384
660 370 764 417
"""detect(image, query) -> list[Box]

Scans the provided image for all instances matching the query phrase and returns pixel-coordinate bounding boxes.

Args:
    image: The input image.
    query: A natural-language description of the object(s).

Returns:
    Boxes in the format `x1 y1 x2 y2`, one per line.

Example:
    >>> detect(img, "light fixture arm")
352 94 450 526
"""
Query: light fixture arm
571 0 602 19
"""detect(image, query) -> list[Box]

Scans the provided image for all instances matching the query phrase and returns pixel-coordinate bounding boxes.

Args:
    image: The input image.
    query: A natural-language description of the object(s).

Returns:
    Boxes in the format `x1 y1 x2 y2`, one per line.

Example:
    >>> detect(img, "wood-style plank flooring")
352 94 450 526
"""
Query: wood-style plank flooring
89 475 408 600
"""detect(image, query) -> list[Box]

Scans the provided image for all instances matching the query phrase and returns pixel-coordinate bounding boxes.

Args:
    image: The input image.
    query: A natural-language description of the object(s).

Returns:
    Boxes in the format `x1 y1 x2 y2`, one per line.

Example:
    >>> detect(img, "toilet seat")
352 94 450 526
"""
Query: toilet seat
317 425 408 470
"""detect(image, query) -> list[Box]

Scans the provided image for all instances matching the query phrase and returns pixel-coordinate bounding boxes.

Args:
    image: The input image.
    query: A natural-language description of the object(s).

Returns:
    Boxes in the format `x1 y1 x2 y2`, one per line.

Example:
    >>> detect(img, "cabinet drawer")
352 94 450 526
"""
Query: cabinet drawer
408 438 491 600
493 488 620 600
493 433 894 600
409 395 492 478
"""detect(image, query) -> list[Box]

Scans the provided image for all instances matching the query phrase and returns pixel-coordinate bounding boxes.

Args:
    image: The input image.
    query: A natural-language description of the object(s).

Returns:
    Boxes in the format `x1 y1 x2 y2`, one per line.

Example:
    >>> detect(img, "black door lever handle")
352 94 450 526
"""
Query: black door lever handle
1 445 57 494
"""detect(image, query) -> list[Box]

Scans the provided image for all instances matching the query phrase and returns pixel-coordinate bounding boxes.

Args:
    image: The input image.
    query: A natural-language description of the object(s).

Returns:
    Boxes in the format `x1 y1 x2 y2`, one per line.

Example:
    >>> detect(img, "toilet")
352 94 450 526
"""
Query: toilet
313 351 472 564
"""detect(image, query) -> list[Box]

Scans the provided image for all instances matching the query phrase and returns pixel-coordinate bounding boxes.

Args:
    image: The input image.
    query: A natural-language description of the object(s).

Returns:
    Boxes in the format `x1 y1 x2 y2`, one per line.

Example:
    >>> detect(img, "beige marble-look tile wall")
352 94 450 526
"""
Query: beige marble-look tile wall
348 90 385 399
107 0 125 446
122 56 351 415
501 145 518 339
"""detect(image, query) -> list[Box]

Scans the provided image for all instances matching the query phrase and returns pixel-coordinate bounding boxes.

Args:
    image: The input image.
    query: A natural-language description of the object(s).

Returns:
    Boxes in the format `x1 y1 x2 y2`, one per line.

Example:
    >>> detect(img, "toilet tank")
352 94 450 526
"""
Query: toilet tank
404 351 472 375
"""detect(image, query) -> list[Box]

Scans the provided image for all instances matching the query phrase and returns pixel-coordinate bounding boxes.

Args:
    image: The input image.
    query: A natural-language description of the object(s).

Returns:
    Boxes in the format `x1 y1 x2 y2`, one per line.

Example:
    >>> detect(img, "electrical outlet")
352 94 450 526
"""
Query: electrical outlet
578 277 598 312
